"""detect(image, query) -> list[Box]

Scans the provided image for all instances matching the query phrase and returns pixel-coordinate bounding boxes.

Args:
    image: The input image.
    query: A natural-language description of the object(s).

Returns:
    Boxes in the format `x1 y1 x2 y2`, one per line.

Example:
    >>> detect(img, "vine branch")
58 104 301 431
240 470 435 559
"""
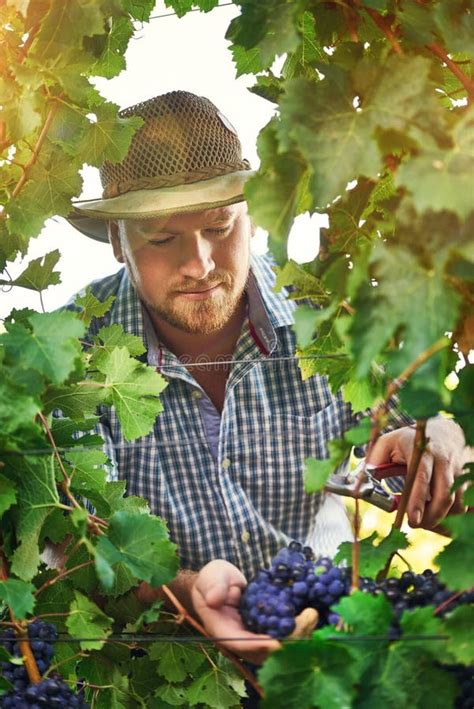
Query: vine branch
393 420 428 530
427 42 474 100
363 7 403 55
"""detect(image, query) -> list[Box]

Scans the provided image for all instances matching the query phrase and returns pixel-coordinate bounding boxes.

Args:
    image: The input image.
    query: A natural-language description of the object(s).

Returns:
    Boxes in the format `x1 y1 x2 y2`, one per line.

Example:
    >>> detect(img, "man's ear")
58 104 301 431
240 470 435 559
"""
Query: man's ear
108 221 125 263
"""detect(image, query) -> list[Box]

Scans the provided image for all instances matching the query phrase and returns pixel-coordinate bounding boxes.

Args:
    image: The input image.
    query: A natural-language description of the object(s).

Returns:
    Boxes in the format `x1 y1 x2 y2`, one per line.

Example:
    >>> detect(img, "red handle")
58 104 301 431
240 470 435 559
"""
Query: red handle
369 462 407 481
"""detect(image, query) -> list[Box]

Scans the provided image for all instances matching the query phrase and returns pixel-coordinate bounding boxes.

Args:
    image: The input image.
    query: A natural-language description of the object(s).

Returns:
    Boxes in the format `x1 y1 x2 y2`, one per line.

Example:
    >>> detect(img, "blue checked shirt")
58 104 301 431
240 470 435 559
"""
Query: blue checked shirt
81 253 411 580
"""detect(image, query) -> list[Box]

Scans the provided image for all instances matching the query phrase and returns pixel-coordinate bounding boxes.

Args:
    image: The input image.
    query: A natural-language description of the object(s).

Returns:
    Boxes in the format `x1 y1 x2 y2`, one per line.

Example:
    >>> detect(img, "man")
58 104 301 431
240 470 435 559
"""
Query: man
69 90 466 663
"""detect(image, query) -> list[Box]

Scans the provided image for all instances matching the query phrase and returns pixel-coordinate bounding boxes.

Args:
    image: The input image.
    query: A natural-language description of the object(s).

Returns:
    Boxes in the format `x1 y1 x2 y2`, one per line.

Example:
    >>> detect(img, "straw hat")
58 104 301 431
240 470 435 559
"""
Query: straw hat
68 91 254 243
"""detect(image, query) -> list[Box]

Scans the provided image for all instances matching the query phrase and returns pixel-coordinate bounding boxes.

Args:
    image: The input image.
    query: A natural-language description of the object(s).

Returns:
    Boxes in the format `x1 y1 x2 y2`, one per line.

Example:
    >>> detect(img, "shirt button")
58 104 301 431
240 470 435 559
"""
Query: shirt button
241 530 250 543
221 458 231 469
191 390 202 400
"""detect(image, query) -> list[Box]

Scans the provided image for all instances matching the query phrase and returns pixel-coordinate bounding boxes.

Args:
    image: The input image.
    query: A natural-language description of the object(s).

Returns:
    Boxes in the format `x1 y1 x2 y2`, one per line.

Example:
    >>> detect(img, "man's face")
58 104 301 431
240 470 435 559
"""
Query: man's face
110 203 253 335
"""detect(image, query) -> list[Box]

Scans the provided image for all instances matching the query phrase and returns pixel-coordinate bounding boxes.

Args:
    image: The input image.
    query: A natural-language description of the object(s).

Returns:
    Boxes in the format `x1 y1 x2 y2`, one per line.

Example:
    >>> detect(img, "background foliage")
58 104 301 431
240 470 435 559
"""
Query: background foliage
0 0 473 707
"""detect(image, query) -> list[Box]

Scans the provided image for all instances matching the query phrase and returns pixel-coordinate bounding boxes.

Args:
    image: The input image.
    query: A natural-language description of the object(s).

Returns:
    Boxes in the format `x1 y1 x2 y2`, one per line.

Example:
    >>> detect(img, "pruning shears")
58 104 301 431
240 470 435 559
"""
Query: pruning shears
325 460 407 512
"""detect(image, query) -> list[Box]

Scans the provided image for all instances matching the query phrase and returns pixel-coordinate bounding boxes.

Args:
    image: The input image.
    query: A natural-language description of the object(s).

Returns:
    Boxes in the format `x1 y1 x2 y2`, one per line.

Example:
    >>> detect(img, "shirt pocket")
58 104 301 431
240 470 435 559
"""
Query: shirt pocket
234 400 346 526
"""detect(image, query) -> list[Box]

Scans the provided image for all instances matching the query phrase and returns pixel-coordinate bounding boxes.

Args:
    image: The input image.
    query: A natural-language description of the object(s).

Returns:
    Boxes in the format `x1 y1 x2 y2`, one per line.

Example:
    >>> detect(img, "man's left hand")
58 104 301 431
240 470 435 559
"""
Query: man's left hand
369 417 468 529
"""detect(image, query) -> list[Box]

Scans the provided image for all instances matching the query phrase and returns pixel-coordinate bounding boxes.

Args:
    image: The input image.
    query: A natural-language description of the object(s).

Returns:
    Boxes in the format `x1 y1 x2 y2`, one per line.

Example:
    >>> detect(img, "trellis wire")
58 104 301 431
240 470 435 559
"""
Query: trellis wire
0 634 450 644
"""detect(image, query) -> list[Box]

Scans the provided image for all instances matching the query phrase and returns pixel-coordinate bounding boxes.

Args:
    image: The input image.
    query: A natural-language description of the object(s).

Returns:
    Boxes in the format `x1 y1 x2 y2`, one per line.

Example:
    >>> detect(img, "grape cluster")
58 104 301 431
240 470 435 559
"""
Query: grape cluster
240 542 473 638
359 569 474 620
240 542 350 638
1 676 87 708
0 621 57 692
0 620 87 708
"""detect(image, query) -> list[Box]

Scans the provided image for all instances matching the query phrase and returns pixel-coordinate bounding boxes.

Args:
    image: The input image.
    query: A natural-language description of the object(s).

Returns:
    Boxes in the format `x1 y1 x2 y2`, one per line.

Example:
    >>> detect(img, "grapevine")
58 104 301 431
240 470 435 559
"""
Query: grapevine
0 1 473 708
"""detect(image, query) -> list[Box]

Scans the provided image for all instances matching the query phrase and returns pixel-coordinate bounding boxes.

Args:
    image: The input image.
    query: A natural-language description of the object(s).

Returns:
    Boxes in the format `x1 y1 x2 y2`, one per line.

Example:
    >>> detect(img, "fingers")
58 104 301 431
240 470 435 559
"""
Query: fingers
218 632 281 665
195 559 247 608
417 453 455 528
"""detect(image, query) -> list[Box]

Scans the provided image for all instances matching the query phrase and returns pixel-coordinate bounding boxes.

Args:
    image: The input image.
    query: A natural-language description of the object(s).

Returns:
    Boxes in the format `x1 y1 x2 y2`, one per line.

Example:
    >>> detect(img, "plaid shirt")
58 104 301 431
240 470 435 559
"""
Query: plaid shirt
82 253 411 579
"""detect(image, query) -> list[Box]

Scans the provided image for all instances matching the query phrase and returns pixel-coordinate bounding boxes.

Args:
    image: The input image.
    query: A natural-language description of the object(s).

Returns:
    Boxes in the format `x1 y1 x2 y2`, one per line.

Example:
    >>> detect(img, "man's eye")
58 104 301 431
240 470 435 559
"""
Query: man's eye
206 227 229 235
150 237 174 246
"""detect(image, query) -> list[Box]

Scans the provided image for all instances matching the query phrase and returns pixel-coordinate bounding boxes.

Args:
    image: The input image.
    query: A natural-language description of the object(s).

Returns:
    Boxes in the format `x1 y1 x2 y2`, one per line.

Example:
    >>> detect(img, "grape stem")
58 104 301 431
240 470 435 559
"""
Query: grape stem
351 498 361 592
433 590 466 617
160 584 264 698
17 631 42 684
34 560 95 597
427 43 474 100
363 7 403 55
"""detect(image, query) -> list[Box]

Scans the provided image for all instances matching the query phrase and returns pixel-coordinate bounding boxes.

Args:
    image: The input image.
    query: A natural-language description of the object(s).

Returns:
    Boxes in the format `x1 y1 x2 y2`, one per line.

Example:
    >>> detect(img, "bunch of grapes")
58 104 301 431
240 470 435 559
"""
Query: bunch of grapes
240 542 473 636
240 542 350 638
0 620 87 707
1 676 87 708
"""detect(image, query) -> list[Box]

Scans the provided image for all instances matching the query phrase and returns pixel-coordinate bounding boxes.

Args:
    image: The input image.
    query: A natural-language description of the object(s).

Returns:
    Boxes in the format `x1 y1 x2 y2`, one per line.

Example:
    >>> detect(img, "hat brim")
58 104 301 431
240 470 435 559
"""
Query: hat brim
68 170 255 243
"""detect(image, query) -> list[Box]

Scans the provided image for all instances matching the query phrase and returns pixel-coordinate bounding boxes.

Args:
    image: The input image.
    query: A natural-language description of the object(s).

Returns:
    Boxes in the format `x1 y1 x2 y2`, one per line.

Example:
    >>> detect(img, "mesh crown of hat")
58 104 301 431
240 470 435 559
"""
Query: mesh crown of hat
100 91 250 198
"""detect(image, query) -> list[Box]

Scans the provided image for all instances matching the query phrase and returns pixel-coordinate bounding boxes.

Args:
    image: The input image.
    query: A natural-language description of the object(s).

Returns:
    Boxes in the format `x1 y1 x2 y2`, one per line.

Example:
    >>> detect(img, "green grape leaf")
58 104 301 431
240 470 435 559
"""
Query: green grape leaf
149 641 205 683
334 529 409 578
0 77 42 143
304 437 350 493
78 652 130 706
230 44 263 77
0 579 35 620
0 377 40 447
304 419 370 493
397 108 474 219
350 240 459 378
94 510 178 591
92 16 134 79
43 381 106 421
398 606 444 654
283 11 326 79
97 347 167 440
334 591 393 635
434 1 474 58
74 286 115 326
80 102 143 167
1 249 61 291
39 507 73 545
187 665 246 708
259 635 357 709
435 514 474 590
8 456 62 580
66 449 108 496
66 591 113 651
273 260 327 301
441 605 474 665
47 103 89 157
293 304 335 349
226 1 299 69
154 682 188 706
0 474 17 518
278 55 444 208
123 0 156 22
32 0 105 60
448 365 474 444
364 639 457 708
245 120 307 264
3 311 84 385
93 323 146 364
6 143 83 238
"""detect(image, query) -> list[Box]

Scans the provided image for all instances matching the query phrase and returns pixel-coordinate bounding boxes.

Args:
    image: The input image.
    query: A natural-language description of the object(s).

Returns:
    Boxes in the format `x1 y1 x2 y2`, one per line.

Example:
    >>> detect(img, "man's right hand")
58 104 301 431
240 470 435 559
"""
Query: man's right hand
191 559 281 665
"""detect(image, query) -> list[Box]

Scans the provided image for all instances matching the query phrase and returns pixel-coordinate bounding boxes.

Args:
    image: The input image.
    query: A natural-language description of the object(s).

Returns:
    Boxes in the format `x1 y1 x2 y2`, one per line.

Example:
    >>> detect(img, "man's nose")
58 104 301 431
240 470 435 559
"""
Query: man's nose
177 236 215 280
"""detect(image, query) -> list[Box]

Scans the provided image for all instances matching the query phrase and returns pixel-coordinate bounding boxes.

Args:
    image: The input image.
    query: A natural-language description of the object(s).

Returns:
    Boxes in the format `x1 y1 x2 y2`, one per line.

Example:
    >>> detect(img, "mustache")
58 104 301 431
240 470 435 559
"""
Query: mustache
173 274 232 293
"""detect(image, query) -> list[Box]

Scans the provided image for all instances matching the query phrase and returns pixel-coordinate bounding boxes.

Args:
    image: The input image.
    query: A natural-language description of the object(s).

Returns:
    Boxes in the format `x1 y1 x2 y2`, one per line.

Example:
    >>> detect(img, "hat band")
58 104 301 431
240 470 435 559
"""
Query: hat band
103 160 251 198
